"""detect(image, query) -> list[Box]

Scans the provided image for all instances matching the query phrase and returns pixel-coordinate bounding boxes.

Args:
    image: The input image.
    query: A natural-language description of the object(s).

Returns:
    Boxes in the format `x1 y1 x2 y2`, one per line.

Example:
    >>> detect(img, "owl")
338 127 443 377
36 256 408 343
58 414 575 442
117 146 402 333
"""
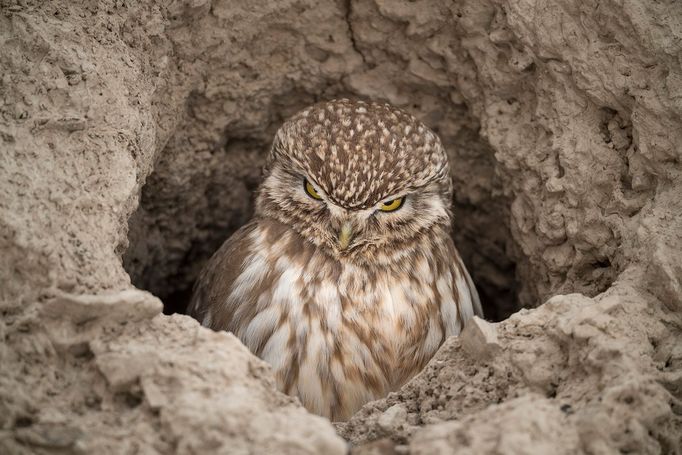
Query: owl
188 99 483 421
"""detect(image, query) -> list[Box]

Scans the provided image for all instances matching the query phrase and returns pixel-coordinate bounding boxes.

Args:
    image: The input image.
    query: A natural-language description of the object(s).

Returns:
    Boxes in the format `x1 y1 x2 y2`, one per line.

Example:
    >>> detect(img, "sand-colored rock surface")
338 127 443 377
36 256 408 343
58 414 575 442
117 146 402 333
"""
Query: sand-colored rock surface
1 0 680 453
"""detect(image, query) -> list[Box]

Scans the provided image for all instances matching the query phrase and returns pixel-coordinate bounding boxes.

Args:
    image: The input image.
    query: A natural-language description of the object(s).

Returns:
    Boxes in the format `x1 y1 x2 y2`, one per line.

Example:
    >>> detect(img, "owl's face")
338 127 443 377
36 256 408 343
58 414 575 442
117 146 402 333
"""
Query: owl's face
256 99 453 264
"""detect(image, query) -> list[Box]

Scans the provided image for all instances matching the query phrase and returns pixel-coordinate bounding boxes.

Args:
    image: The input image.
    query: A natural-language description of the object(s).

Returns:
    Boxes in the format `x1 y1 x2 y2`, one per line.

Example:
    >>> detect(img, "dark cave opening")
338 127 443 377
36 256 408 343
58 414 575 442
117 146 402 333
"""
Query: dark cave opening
123 114 523 323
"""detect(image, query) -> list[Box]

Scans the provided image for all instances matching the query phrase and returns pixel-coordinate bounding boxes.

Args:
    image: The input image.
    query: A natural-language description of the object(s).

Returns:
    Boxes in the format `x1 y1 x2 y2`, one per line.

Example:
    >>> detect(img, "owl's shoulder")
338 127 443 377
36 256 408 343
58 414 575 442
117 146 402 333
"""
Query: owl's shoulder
441 235 484 319
187 221 260 327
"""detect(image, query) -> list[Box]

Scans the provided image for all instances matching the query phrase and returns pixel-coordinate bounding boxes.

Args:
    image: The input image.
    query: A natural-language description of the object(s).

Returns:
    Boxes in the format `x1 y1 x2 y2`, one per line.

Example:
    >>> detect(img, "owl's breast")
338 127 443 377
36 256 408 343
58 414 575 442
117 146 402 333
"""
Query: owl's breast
210 223 469 421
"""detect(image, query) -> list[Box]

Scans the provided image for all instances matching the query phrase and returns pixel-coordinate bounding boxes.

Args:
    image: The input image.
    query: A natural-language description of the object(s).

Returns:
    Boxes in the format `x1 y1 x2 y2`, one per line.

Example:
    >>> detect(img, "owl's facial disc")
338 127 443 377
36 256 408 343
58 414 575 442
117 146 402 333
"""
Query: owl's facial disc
303 177 356 250
302 176 411 252
260 99 457 260
257 162 450 263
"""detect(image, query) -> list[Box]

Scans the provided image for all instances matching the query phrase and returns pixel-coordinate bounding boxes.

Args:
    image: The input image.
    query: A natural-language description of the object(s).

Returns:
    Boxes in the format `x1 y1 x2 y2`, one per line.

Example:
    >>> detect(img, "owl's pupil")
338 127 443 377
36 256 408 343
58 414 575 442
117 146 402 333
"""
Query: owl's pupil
384 200 395 205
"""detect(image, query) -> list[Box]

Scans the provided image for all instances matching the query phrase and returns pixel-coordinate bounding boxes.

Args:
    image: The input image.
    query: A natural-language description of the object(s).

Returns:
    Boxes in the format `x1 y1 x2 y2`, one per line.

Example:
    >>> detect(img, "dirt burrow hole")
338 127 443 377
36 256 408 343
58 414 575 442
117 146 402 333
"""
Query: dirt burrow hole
122 94 522 322
120 0 624 425
121 0 627 330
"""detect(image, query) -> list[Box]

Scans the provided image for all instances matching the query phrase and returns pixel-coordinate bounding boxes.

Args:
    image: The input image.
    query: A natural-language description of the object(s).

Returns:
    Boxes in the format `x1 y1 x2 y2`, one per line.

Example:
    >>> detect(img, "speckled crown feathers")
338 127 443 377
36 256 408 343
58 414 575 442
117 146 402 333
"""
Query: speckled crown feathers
271 99 450 209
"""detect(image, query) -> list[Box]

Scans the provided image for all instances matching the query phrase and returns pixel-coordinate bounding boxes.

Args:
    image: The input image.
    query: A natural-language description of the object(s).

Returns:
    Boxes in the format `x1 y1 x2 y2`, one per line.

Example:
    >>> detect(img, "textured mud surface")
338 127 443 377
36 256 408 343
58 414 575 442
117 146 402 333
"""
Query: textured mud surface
1 0 681 453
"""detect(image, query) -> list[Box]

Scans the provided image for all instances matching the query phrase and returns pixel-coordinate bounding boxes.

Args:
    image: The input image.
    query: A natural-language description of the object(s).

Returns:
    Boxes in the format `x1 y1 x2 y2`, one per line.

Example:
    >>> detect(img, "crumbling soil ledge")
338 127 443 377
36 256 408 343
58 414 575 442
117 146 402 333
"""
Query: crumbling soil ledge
341 274 682 452
1 1 681 454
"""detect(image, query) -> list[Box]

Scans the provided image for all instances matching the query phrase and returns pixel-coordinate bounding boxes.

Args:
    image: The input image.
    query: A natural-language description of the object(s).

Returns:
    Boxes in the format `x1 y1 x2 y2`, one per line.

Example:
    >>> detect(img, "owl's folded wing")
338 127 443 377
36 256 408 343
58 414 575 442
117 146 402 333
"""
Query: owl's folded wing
446 238 484 330
187 221 259 331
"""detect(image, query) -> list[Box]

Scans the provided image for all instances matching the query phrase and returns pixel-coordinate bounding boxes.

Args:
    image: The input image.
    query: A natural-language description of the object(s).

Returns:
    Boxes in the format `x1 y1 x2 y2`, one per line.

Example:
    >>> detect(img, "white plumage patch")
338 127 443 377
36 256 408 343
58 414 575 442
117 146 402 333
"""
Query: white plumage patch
437 274 462 336
261 323 291 374
240 306 280 353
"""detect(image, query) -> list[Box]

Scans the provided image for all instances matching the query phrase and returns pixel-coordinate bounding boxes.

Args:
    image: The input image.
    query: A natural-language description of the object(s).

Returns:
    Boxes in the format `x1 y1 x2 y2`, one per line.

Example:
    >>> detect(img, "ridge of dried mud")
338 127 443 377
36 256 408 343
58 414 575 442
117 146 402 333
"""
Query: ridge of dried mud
1 1 681 453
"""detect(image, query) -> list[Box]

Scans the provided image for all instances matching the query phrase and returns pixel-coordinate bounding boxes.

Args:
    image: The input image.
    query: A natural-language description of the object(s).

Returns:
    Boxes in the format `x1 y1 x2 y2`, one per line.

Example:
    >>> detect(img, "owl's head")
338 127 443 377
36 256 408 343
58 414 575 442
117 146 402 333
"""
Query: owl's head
256 99 453 264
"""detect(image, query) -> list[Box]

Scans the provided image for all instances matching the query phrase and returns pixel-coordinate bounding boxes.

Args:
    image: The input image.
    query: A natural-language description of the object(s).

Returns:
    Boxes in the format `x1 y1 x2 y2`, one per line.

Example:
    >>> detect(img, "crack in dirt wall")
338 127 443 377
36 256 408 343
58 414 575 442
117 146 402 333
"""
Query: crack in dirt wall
1 0 681 453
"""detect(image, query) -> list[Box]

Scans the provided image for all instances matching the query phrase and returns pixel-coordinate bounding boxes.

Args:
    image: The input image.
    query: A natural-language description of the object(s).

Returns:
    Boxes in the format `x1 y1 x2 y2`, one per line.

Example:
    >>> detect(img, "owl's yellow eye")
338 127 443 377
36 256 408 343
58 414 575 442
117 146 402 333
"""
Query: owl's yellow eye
304 179 323 200
379 197 404 212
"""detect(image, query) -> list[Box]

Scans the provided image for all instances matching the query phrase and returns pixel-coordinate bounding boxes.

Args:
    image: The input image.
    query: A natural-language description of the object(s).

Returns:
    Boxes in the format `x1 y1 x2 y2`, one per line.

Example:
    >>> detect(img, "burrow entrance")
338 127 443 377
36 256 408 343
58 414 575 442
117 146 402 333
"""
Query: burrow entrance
123 95 525 322
120 1 626 327
120 0 543 323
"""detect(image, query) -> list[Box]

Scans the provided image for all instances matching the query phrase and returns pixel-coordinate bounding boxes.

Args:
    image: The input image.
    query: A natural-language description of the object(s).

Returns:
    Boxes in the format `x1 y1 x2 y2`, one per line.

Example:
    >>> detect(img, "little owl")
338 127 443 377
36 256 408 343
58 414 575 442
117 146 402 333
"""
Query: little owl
188 99 483 421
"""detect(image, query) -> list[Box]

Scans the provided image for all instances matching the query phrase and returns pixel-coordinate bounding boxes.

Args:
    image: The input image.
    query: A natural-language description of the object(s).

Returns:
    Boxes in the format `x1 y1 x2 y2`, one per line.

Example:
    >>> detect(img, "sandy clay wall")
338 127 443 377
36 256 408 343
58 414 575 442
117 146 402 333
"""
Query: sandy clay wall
1 0 681 453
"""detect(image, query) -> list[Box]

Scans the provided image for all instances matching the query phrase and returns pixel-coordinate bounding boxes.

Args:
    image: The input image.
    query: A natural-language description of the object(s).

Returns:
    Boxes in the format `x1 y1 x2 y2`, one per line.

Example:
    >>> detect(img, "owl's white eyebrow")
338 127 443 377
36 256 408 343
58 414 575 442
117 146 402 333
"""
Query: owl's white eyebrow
378 192 409 204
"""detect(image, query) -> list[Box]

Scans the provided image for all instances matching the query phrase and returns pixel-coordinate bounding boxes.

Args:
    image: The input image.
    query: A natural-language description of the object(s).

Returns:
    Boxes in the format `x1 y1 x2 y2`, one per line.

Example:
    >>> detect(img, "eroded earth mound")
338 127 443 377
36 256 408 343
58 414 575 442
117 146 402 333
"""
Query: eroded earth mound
1 1 680 453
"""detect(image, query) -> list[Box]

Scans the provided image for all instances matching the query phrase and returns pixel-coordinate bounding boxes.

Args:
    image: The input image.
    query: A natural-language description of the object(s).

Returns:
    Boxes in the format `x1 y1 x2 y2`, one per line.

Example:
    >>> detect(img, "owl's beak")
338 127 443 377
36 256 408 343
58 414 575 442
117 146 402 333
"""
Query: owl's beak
338 222 353 250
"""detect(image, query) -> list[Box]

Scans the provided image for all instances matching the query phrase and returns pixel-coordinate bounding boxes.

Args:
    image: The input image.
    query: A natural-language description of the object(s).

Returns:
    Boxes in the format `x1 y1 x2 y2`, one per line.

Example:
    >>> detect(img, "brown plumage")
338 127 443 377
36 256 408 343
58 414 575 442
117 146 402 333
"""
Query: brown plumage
188 99 483 421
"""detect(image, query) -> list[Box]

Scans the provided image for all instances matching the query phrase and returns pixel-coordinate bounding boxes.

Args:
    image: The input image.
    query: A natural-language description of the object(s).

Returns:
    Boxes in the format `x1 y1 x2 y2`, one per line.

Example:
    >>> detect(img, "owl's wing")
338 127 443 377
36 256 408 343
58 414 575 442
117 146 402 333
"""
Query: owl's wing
446 238 484 324
187 221 259 330
459 252 484 318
